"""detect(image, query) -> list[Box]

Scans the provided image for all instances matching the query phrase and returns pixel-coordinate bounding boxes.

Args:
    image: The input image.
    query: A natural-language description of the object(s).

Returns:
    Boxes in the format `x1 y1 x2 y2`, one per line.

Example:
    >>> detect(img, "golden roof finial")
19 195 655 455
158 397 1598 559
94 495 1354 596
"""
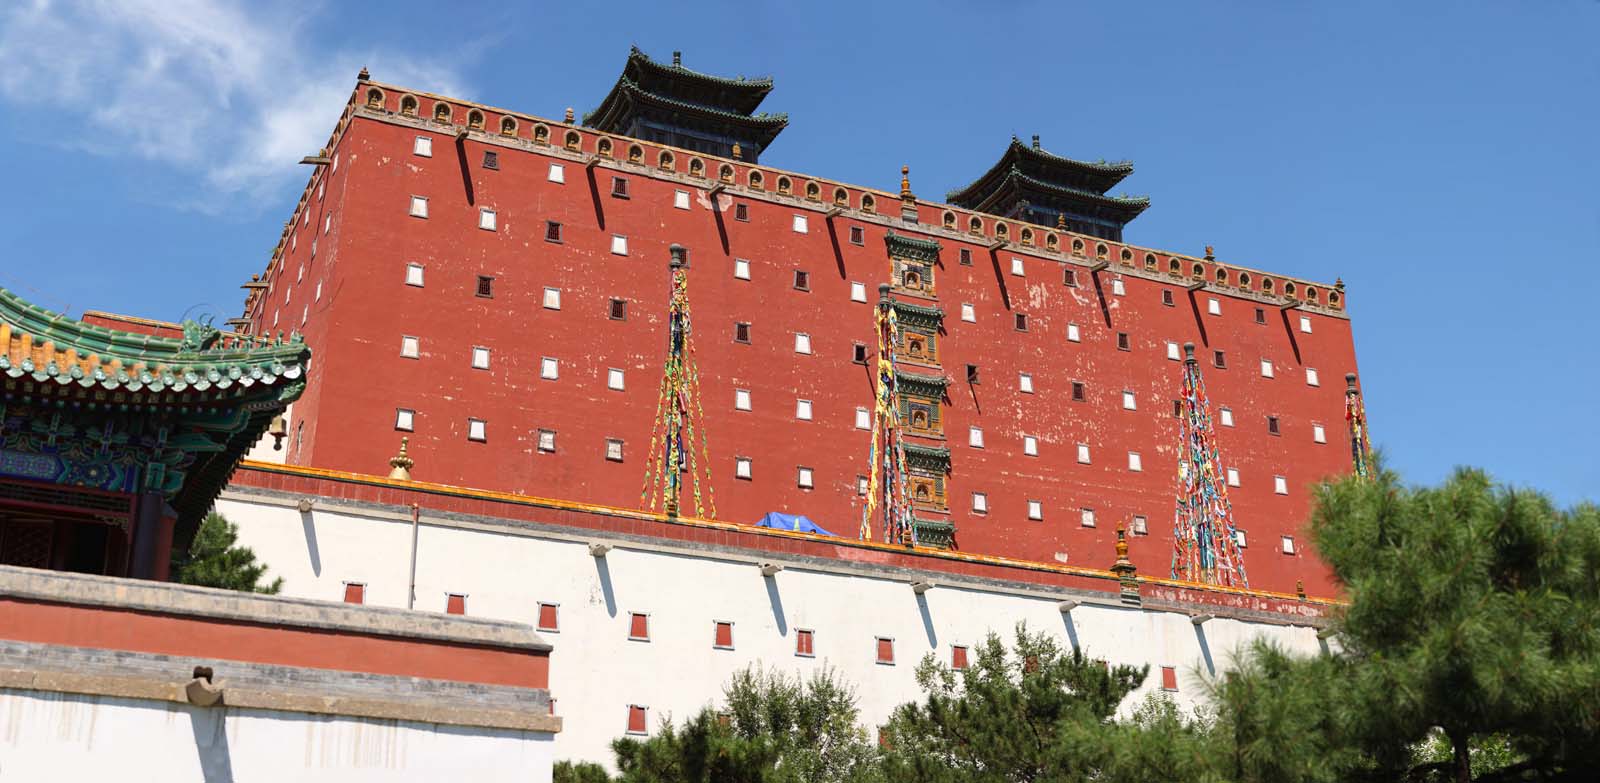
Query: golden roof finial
1114 524 1131 563
1204 245 1216 261
731 142 743 161
1296 579 1307 601
1055 213 1067 230
900 165 913 200
387 437 414 481
564 107 574 124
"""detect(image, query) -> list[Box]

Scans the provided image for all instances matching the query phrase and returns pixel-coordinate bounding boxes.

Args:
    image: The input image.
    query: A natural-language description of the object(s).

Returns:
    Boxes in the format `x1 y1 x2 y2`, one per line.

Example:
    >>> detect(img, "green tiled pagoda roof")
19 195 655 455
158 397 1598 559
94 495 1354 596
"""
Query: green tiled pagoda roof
583 78 788 143
961 168 1150 220
625 47 773 112
884 230 942 263
948 137 1135 205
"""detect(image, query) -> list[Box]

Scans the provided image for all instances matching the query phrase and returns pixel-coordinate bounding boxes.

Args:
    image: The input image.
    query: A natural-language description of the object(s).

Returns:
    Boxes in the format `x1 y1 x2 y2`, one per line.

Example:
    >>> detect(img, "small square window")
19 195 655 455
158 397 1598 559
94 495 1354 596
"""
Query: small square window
968 426 984 448
545 221 563 243
735 389 752 410
794 333 812 354
849 225 865 245
792 214 808 234
1275 476 1289 496
1162 289 1175 306
1255 308 1267 325
405 263 425 287
1300 315 1313 333
971 492 988 514
342 583 366 604
1027 500 1043 521
797 466 814 489
1306 368 1320 387
1220 407 1234 427
409 195 428 218
1112 278 1126 296
951 645 969 670
1023 435 1038 456
1014 313 1028 331
1227 467 1241 487
673 190 690 210
1207 298 1221 316
1132 515 1148 535
611 235 629 255
446 593 466 615
735 456 753 480
796 629 816 656
1313 423 1327 443
541 357 559 380
479 208 497 231
1071 381 1086 402
1018 373 1034 393
537 429 557 452
471 346 490 369
734 203 749 222
537 603 559 632
1235 530 1248 548
1077 443 1091 464
876 637 895 665
610 298 628 320
1122 390 1137 410
1268 415 1281 435
395 408 415 431
627 705 648 735
547 163 565 183
476 275 494 298
1128 452 1143 472
734 258 751 280
1116 332 1130 351
541 287 561 310
607 368 625 391
413 136 433 157
1167 341 1180 360
857 475 868 496
611 177 630 198
1161 666 1178 691
855 407 870 429
481 150 499 170
1080 507 1096 528
468 418 487 442
852 343 868 363
1260 359 1275 378
850 281 867 302
606 438 624 462
795 399 813 421
1281 535 1296 553
959 248 972 266
793 270 810 291
1010 257 1025 276
400 335 420 358
714 621 734 649
1064 269 1079 287
1214 350 1227 369
961 303 976 323
1067 323 1081 343
734 322 751 343
628 613 650 641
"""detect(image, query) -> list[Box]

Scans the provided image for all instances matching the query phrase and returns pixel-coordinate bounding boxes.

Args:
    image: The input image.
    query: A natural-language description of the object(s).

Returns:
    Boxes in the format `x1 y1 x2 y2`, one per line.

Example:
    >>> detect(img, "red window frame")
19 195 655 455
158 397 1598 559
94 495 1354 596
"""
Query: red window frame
537 603 559 632
714 621 734 649
445 593 466 615
876 637 895 665
629 613 650 641
342 583 365 604
795 629 815 657
626 705 647 734
1161 665 1179 691
951 645 968 670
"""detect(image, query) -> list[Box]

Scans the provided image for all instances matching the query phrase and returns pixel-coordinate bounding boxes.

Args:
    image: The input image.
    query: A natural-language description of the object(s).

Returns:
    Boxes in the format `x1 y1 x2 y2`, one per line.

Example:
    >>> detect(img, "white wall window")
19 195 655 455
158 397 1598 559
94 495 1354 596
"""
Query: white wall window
541 357 559 380
792 215 808 234
794 333 812 354
961 303 976 323
850 282 867 302
1010 257 1024 276
734 258 751 280
1067 323 1081 343
405 263 424 287
1112 277 1126 296
611 235 629 256
1023 435 1038 456
543 288 562 310
607 368 625 391
857 476 869 496
968 427 984 448
1306 368 1320 387
797 467 814 488
1167 341 1180 360
1299 315 1313 333
323 215 332 234
795 399 813 421
547 163 565 183
854 406 870 429
1313 423 1327 443
735 389 752 411
1122 391 1137 410
1220 407 1235 427
971 492 988 513
1236 530 1248 548
606 439 625 462
1019 373 1034 393
467 418 487 442
314 282 322 301
1027 500 1043 521
395 408 415 431
1281 535 1296 554
1260 359 1275 378
479 208 497 231
1077 443 1091 464
1128 452 1143 472
413 136 433 157
1274 475 1289 495
409 196 428 218
1080 508 1096 528
1227 467 1241 487
1207 297 1221 315
673 190 690 210
1132 515 1148 535
471 346 490 369
400 335 420 358
537 429 556 452
735 457 753 480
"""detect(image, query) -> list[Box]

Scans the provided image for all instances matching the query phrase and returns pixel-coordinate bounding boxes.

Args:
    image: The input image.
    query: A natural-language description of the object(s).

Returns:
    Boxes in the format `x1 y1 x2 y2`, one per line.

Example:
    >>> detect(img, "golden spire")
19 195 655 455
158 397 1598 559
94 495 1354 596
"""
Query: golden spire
731 142 743 161
1055 213 1067 230
900 165 913 200
387 437 414 480
564 107 574 124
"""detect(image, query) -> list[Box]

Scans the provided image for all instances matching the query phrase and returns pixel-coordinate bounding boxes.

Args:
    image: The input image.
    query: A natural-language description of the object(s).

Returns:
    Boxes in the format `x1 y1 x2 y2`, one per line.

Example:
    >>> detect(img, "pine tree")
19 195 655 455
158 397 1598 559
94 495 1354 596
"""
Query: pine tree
171 511 283 593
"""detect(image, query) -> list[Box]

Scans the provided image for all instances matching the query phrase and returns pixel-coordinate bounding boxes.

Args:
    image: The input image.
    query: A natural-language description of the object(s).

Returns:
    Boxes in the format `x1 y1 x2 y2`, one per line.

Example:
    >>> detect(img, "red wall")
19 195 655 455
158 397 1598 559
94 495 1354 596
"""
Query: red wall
248 98 1360 597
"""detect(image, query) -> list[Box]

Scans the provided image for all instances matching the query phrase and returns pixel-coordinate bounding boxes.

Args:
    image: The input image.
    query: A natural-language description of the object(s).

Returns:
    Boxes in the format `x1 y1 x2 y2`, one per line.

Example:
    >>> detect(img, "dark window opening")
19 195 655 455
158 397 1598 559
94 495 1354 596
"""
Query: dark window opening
611 177 630 198
849 226 865 245
734 322 751 343
1268 415 1281 435
959 248 973 266
1162 290 1175 306
734 203 749 222
966 364 980 384
1214 350 1227 368
545 221 563 243
1173 400 1182 418
481 151 499 170
476 275 494 298
1014 313 1028 331
1072 381 1086 401
853 343 868 363
609 298 627 320
1117 332 1130 351
1064 269 1078 288
1254 307 1266 324
793 270 810 291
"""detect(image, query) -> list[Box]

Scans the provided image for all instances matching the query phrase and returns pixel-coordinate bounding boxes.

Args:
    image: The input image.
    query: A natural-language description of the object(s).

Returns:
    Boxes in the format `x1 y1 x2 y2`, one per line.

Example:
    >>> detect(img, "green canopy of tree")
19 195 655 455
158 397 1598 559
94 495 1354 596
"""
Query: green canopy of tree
170 511 283 593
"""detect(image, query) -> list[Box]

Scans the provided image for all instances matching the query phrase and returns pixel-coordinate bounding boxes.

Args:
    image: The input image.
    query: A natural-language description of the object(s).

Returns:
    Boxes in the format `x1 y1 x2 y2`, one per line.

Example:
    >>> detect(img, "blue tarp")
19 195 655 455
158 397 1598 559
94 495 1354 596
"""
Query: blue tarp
754 512 836 537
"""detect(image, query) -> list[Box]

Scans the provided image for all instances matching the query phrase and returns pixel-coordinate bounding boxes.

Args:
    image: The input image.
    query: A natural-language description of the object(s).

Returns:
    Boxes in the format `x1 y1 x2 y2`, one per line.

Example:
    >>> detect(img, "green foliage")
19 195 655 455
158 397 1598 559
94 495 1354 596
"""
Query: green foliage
554 760 614 783
171 511 283 593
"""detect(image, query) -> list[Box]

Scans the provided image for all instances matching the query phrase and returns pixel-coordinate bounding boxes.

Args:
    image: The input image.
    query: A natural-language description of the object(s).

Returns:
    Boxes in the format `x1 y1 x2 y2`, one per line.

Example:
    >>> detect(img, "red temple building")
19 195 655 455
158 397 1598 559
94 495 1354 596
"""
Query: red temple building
239 51 1361 598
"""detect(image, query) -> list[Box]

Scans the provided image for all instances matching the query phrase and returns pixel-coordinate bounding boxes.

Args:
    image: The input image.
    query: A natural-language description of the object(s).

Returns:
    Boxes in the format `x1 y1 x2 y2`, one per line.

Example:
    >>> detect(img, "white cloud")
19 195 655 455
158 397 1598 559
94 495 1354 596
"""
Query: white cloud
0 0 466 205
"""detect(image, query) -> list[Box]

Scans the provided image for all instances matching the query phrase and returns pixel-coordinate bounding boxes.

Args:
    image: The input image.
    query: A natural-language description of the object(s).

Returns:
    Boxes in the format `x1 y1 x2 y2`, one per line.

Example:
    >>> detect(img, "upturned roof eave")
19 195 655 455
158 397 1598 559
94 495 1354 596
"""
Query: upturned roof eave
624 47 774 114
948 139 1134 205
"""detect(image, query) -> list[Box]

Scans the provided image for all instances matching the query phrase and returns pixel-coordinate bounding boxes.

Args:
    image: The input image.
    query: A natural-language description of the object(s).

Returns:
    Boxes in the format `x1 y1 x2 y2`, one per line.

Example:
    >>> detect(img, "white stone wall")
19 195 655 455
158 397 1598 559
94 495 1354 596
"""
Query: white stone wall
219 492 1323 769
0 690 554 783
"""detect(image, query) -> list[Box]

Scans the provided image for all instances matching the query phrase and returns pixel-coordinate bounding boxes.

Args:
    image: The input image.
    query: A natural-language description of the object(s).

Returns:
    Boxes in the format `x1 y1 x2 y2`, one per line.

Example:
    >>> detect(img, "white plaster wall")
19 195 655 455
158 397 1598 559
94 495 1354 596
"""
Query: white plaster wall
219 495 1324 768
0 690 554 783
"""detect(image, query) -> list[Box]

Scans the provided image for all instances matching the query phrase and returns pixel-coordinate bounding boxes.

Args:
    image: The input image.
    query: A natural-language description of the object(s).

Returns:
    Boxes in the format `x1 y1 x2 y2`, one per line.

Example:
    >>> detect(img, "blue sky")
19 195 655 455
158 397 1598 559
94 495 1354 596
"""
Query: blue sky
0 1 1594 505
